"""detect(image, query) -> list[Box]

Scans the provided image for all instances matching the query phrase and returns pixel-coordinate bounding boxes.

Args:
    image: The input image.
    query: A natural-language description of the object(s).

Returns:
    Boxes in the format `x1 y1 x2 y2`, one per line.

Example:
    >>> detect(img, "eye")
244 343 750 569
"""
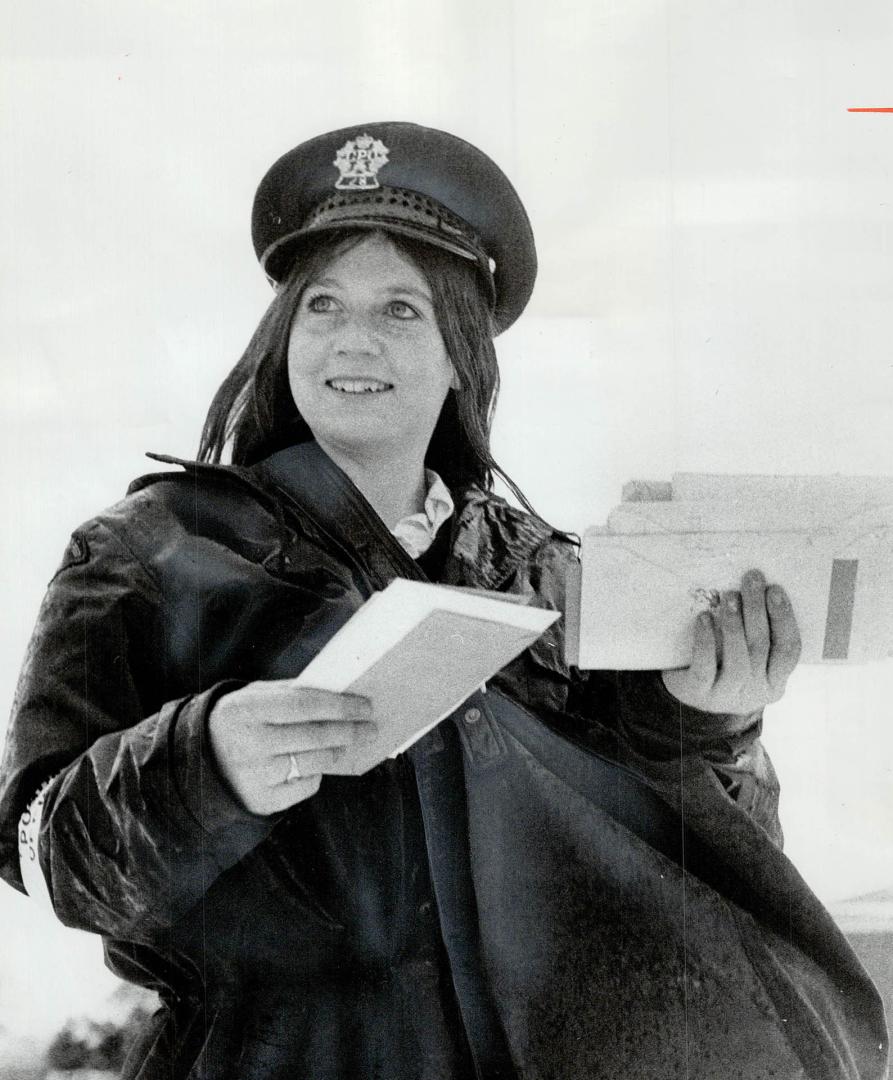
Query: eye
305 293 338 314
386 299 419 320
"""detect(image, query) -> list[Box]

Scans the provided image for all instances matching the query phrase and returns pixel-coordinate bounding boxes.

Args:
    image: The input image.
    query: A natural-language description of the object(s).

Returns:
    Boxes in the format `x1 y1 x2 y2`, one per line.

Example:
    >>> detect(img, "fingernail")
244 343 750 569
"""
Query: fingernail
768 586 785 608
726 592 739 613
355 722 379 745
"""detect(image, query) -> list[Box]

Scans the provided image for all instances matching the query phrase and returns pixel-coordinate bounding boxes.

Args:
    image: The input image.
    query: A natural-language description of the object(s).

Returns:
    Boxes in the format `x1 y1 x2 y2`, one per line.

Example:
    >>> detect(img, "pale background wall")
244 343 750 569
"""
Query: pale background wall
1 0 891 1048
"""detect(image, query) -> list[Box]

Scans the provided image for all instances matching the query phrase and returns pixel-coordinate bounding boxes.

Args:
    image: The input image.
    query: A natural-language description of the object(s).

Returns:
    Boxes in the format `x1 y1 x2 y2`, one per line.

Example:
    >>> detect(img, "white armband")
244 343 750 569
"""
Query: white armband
18 775 57 909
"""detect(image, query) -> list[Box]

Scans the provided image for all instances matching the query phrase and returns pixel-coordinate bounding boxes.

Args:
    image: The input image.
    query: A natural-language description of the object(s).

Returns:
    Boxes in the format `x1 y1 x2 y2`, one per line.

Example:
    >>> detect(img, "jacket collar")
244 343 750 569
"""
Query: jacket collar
450 485 555 590
139 445 556 592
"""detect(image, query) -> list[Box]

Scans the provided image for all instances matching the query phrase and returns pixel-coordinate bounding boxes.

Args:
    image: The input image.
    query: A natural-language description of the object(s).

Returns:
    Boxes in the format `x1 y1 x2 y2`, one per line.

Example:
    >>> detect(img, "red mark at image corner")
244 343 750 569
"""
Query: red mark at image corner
848 107 893 112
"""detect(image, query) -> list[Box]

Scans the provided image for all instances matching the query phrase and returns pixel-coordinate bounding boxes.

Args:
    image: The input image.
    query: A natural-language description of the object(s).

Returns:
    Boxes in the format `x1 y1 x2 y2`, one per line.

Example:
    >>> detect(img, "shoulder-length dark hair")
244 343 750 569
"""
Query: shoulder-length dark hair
198 228 533 506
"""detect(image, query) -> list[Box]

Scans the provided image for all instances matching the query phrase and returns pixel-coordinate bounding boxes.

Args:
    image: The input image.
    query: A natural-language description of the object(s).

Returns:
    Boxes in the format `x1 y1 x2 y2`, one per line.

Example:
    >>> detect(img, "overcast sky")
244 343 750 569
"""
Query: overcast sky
2 0 892 1040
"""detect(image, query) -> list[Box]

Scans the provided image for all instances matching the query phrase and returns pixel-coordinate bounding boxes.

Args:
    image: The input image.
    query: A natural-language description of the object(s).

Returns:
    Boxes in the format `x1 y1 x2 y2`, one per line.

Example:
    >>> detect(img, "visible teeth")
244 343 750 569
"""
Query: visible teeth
327 378 392 394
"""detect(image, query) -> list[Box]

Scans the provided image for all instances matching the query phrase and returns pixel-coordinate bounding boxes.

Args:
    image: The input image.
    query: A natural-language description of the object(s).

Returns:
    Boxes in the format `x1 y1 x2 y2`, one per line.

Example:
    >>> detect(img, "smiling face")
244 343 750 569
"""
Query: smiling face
286 232 458 471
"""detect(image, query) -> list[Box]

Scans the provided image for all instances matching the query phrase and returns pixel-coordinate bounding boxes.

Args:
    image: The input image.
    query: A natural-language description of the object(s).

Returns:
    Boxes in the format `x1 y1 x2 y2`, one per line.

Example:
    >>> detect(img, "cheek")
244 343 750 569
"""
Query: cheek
285 345 300 402
285 328 318 401
286 361 303 408
419 353 455 409
422 338 456 394
441 354 460 397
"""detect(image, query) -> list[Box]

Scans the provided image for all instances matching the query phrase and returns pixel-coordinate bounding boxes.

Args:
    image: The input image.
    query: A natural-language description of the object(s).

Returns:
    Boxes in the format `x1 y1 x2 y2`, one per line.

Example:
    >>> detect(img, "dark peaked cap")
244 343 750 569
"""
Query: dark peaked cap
251 121 537 334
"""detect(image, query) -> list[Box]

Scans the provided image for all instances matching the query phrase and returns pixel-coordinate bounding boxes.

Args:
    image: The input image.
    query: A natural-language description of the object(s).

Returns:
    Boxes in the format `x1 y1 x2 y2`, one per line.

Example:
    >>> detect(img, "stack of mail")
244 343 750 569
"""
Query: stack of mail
567 474 893 670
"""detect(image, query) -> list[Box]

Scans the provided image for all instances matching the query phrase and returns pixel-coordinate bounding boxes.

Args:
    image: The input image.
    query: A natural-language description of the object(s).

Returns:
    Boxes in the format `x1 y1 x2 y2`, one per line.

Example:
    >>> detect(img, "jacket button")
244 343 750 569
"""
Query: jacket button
464 707 481 725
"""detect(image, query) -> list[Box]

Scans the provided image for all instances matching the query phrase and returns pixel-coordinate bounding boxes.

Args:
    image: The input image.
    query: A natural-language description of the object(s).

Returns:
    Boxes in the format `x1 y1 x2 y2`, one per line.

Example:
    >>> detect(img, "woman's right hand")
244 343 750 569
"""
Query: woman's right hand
208 682 376 816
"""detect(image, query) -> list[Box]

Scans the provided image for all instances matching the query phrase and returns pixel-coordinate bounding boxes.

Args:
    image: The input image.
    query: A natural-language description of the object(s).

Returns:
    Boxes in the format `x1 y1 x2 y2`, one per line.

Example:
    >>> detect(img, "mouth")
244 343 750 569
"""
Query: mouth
325 378 394 395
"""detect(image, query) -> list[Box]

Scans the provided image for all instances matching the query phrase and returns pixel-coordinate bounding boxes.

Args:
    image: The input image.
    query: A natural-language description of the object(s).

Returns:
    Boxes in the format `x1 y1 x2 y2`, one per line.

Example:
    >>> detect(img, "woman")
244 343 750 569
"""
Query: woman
0 122 886 1079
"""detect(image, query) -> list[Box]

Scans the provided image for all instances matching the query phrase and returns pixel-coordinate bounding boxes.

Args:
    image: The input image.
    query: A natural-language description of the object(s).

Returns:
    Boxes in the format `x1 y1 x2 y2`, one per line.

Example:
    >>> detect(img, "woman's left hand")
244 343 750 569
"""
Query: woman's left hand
661 569 802 715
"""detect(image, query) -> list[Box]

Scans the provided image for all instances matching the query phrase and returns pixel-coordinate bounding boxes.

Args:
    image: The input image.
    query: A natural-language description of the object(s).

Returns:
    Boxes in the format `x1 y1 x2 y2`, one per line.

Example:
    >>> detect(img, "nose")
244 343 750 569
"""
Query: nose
332 311 381 356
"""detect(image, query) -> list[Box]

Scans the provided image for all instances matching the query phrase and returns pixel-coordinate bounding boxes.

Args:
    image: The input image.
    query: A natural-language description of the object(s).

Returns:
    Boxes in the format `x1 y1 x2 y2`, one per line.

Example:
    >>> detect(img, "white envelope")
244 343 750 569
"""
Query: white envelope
607 497 893 537
572 525 893 670
670 473 893 504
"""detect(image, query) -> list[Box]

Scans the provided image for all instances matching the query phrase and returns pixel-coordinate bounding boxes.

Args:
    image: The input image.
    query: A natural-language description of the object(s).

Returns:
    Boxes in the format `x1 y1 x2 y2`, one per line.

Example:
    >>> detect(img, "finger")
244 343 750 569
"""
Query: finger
265 720 379 753
271 747 345 782
740 569 770 671
688 611 719 687
267 687 373 724
766 585 802 692
268 774 323 810
715 590 749 683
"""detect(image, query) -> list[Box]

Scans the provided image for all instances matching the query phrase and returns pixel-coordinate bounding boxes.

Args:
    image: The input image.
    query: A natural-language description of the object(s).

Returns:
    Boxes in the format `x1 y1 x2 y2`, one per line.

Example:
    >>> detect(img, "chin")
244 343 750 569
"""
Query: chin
317 425 403 454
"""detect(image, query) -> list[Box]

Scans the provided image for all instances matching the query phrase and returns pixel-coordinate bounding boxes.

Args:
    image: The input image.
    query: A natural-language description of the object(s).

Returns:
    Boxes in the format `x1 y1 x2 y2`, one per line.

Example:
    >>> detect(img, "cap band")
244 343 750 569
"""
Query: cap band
302 185 490 264
261 184 497 306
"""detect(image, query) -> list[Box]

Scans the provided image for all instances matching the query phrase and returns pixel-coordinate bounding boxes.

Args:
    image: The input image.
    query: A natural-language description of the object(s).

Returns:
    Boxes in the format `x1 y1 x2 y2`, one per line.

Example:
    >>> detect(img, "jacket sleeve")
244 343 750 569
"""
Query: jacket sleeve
0 517 276 943
606 669 783 846
516 535 784 846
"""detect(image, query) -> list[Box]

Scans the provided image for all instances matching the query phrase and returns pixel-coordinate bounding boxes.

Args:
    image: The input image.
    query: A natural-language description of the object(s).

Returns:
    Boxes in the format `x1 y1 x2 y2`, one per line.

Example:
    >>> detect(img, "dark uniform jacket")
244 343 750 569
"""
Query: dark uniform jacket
0 442 886 1080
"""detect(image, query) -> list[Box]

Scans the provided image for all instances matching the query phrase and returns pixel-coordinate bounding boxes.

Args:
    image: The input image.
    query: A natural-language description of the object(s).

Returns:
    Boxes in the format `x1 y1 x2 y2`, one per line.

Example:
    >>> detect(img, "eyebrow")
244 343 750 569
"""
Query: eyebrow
310 276 434 305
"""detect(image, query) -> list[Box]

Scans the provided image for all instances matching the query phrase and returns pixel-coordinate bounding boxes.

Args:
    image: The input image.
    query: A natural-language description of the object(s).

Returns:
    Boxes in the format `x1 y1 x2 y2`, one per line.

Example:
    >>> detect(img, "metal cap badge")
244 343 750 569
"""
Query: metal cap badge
333 135 390 190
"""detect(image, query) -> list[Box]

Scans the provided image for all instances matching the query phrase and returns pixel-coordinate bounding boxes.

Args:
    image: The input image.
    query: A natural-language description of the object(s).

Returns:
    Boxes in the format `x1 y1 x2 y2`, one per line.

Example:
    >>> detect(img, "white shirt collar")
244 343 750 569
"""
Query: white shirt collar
390 470 454 559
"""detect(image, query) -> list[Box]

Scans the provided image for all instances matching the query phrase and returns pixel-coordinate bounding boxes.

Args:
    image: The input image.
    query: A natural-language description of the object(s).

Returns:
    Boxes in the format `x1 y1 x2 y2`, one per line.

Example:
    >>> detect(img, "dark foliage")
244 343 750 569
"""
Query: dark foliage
44 1003 153 1074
